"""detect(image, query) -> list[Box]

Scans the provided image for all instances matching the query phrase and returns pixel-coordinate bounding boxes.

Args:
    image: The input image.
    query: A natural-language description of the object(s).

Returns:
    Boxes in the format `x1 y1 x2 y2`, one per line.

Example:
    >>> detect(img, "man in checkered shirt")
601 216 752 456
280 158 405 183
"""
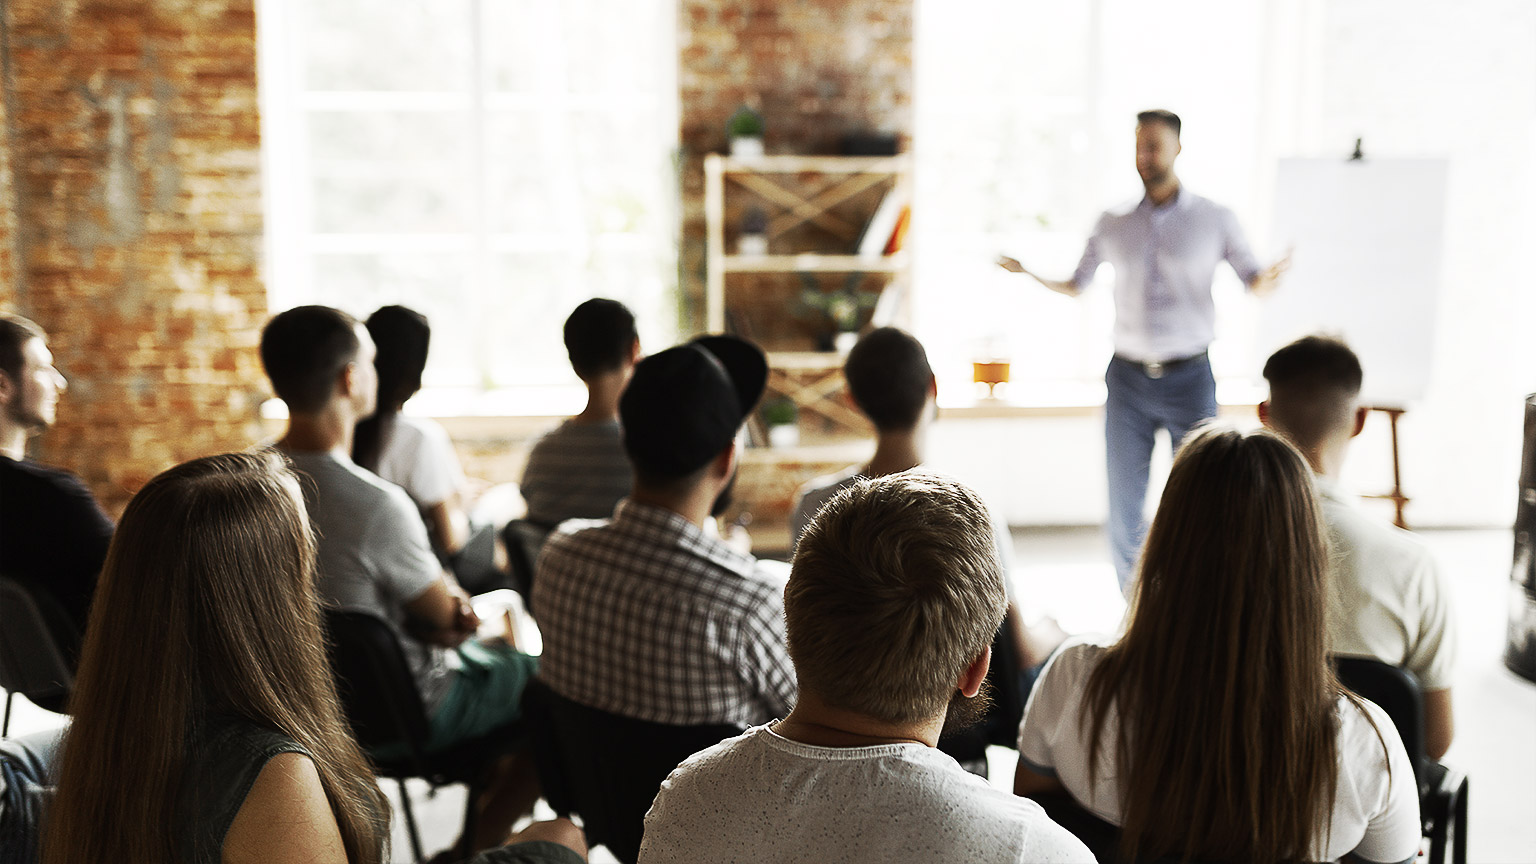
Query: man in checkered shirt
532 334 797 727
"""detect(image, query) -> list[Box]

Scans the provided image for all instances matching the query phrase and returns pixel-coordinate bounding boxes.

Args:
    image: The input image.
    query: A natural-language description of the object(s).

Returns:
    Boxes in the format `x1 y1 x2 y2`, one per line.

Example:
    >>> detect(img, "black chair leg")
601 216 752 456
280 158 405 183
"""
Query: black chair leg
1453 783 1468 864
397 777 426 864
3 690 13 738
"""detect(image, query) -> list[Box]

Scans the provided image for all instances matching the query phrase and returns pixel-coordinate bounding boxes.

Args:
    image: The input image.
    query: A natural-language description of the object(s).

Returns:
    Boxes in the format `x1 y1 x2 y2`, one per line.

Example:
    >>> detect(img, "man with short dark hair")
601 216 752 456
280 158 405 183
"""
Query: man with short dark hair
640 473 1093 863
533 334 796 728
520 298 639 532
0 312 113 650
1259 334 1457 759
261 305 539 853
999 109 1290 593
790 327 1066 746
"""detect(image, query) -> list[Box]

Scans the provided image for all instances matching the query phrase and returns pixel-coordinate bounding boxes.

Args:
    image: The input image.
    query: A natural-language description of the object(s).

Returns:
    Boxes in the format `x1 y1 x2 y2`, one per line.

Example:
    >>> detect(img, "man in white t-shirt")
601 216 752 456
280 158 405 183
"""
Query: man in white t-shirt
1259 334 1457 759
640 473 1093 864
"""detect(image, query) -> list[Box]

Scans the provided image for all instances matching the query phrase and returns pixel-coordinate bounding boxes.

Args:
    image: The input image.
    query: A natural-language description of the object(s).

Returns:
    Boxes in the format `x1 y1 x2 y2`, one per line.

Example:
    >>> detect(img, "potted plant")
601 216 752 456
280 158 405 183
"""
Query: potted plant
762 396 799 448
738 206 769 256
799 278 879 353
726 105 765 159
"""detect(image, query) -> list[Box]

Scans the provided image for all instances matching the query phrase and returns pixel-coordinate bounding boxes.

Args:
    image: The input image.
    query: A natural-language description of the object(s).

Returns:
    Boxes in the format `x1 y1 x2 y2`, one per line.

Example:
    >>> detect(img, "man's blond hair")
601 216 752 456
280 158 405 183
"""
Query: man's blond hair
786 471 1007 724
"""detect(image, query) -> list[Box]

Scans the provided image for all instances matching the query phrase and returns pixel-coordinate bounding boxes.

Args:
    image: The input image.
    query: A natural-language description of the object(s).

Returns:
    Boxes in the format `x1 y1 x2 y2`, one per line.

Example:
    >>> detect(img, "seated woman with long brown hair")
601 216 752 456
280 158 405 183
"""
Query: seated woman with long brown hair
41 451 585 864
1014 425 1420 864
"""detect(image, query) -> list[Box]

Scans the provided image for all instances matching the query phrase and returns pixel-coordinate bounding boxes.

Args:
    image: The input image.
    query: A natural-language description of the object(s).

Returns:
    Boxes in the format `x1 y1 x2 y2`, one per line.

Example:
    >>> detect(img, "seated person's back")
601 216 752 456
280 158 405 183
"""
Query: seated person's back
533 335 796 727
641 473 1092 864
1260 335 1456 758
1014 426 1420 864
0 313 113 645
520 299 639 530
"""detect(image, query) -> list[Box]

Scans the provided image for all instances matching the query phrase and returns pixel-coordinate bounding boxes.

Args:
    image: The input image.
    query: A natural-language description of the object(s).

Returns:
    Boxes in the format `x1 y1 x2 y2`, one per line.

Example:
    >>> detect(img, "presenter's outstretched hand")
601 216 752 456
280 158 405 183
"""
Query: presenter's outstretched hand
998 255 1080 297
1249 249 1293 297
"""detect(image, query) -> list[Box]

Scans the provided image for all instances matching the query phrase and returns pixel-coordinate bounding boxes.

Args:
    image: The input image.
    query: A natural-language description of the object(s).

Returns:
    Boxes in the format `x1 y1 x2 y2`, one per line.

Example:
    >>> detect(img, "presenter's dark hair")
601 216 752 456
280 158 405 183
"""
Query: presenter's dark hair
261 305 362 414
354 305 431 472
564 298 637 380
1136 109 1181 138
844 327 934 432
0 312 45 381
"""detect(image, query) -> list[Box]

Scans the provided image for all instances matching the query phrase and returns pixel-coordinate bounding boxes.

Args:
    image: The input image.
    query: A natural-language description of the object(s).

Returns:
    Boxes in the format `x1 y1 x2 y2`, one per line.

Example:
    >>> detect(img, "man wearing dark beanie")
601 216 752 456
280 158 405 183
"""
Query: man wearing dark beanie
532 335 797 729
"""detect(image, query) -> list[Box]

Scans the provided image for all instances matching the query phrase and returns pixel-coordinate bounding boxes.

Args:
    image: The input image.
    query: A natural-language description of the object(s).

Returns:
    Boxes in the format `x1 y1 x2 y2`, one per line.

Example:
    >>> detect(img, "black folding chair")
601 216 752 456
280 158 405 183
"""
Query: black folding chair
322 609 521 864
521 678 742 864
1333 655 1469 864
0 576 77 737
499 519 551 612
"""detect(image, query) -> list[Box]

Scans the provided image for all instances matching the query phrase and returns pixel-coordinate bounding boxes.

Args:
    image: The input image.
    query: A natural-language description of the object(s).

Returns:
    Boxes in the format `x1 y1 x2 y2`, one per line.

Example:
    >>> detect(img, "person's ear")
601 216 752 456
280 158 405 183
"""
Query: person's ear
714 437 738 480
958 646 991 698
629 337 642 365
0 369 13 406
338 362 359 398
1351 406 1368 439
928 374 938 401
1257 400 1272 427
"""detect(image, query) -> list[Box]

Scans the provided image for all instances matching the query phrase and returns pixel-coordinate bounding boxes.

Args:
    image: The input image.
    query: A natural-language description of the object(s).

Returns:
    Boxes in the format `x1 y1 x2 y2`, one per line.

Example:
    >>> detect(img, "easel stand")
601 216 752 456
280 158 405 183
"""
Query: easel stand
1361 406 1410 529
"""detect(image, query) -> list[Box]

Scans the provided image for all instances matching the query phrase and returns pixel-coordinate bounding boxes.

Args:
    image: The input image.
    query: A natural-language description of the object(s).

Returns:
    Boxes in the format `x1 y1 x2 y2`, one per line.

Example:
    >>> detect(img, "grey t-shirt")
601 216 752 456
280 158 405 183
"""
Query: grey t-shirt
283 449 457 712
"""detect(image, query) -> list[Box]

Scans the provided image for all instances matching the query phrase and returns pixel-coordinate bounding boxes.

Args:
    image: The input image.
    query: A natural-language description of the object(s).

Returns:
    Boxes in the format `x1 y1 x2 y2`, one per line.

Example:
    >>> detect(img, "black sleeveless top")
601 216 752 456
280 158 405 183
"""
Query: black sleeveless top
176 715 310 863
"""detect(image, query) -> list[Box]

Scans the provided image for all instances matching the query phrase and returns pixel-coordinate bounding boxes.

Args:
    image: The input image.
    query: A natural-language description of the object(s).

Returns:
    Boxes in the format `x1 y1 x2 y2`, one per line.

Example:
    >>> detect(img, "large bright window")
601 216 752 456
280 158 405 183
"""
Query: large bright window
913 0 1275 399
259 0 679 405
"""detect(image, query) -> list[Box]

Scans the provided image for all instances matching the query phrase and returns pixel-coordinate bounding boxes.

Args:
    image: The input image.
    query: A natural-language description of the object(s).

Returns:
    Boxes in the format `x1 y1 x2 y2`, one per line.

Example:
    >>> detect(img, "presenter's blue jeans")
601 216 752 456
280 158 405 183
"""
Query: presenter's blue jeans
1105 353 1218 595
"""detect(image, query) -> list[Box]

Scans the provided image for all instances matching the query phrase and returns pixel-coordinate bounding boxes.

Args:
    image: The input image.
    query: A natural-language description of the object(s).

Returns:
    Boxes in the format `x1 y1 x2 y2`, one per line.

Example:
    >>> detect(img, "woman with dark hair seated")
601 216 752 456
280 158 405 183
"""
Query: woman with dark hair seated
40 451 584 864
1015 425 1420 864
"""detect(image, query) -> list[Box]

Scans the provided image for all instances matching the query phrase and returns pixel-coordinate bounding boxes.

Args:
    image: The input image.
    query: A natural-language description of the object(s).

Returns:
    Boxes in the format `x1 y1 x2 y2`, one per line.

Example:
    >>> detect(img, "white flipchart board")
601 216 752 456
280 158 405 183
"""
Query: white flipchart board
1265 158 1448 407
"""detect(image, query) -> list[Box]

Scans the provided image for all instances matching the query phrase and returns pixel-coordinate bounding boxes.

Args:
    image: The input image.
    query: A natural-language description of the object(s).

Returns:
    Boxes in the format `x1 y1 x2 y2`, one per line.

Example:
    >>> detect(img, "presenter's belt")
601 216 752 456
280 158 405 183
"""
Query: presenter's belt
1112 350 1208 380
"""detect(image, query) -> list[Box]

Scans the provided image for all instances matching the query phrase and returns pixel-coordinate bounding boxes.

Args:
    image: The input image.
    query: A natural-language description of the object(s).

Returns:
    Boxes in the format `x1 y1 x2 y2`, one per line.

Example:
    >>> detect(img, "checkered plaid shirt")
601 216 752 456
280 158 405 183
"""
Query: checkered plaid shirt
532 499 798 727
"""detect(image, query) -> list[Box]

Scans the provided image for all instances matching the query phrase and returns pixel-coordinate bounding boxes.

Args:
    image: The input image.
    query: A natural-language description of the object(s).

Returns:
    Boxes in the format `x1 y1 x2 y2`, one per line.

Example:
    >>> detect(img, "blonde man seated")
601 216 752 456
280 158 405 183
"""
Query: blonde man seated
640 473 1092 864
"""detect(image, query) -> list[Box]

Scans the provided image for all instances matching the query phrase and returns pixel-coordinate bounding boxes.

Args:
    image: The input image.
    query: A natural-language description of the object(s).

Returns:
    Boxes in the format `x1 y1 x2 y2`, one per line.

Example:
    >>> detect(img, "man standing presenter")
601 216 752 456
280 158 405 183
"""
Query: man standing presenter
998 109 1289 594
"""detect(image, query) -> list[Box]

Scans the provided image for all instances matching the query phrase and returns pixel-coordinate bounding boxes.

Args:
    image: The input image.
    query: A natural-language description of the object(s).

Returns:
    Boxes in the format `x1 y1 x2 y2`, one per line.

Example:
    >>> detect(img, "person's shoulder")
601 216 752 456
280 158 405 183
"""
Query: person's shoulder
1323 495 1435 572
653 727 764 800
291 451 417 514
0 455 88 495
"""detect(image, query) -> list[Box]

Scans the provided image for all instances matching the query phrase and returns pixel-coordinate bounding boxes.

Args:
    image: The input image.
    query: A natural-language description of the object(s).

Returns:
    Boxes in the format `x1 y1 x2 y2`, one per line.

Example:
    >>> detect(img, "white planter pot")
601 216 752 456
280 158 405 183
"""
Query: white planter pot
730 136 764 159
768 424 800 449
834 331 860 355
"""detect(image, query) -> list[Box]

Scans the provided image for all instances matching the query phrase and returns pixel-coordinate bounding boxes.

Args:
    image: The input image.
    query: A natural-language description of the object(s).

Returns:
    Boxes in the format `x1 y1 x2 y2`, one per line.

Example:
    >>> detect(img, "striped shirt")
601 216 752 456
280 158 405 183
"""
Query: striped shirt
532 499 798 727
520 419 633 529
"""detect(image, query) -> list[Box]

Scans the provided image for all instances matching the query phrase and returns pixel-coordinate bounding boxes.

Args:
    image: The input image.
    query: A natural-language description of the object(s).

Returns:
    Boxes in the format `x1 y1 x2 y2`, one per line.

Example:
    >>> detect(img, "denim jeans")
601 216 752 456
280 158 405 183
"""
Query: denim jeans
1105 353 1218 594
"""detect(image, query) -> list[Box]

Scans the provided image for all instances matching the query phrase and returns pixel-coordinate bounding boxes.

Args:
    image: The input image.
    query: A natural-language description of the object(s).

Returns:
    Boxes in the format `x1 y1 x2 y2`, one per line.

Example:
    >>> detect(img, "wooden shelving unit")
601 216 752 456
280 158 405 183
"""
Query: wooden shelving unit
703 154 913 333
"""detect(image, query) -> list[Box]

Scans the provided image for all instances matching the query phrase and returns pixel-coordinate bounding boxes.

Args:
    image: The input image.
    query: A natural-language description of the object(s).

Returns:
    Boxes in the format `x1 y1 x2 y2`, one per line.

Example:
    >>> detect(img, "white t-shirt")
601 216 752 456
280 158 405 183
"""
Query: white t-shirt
376 414 467 509
640 725 1094 864
1319 478 1457 691
1018 639 1421 864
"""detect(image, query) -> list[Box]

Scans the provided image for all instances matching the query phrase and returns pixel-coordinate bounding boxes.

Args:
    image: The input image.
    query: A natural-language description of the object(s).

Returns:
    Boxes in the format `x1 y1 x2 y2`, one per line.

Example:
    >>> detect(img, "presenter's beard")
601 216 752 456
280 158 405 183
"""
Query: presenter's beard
940 678 994 737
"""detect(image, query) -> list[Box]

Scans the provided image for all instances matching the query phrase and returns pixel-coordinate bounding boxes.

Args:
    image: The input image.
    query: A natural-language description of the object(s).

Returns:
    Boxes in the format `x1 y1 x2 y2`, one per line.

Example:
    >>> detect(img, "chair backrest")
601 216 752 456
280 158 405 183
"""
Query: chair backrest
500 519 551 608
322 609 431 756
0 576 77 707
522 679 742 864
1331 655 1428 790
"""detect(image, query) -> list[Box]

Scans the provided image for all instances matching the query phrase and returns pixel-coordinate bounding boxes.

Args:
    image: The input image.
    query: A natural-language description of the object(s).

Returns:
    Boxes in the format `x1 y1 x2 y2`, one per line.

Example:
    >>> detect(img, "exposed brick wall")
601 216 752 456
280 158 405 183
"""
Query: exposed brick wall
2 0 266 515
0 39 17 305
677 0 913 332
